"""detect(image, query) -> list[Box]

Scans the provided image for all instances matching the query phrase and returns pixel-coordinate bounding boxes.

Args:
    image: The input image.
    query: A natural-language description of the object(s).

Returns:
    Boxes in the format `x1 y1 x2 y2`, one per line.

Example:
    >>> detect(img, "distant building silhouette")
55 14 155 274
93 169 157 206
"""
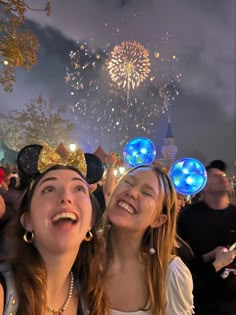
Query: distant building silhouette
156 116 178 168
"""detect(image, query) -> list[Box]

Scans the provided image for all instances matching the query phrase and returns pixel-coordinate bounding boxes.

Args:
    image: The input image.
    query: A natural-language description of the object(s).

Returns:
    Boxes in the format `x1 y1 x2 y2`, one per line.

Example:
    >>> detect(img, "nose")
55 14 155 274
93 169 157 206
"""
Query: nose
58 189 73 205
59 198 72 204
127 185 139 199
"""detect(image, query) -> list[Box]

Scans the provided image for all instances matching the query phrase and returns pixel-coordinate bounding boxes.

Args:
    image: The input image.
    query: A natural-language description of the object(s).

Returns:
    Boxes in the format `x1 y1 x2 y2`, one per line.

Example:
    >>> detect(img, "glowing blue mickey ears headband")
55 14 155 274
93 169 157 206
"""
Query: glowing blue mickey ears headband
168 157 207 195
123 137 156 167
123 137 207 195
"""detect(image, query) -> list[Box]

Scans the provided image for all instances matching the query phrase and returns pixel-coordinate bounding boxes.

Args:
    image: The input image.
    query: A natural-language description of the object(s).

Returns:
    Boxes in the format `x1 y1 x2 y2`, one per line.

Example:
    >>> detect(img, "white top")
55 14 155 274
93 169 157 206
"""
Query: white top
110 256 194 315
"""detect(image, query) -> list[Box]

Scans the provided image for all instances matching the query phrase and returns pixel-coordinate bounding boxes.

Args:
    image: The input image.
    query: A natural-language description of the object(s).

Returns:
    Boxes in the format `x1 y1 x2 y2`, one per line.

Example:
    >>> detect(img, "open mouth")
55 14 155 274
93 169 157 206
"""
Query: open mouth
117 200 137 215
52 212 78 224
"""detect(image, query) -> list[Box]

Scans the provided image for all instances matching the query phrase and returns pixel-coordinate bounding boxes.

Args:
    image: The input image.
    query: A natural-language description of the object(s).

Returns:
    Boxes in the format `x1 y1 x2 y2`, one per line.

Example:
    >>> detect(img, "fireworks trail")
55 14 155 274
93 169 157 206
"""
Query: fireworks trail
64 41 114 139
65 41 109 99
147 32 182 113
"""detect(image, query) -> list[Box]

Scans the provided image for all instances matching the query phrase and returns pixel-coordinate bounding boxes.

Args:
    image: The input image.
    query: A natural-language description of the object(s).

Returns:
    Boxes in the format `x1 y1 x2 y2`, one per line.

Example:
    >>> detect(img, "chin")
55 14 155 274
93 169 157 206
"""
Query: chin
56 237 83 251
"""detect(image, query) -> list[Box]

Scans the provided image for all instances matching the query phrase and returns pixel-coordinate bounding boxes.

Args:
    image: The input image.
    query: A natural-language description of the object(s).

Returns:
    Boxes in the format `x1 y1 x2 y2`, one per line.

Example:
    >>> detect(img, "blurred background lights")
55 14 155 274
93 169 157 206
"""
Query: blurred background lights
69 143 77 152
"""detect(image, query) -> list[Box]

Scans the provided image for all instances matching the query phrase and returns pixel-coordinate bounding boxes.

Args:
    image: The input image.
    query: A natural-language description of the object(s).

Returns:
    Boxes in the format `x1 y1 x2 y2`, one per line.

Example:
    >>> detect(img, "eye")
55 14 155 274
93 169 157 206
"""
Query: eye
142 188 156 198
42 186 54 194
142 191 153 197
75 185 87 193
124 179 134 186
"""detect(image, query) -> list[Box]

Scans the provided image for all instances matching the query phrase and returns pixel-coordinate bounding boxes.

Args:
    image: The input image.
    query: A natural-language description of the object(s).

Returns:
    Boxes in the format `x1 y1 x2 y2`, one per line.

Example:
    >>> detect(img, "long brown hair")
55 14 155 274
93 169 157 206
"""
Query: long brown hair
1 165 96 315
82 165 178 315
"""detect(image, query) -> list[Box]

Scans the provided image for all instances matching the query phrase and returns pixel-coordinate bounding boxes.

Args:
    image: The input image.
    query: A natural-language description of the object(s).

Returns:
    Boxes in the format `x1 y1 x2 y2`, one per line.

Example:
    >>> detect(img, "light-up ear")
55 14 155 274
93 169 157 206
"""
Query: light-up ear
151 214 167 228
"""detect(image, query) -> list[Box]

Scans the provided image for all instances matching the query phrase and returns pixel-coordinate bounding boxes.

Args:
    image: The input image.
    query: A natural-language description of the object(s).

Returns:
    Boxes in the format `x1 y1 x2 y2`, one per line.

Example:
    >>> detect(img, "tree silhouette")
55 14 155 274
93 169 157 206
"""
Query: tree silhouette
0 0 50 91
0 96 75 150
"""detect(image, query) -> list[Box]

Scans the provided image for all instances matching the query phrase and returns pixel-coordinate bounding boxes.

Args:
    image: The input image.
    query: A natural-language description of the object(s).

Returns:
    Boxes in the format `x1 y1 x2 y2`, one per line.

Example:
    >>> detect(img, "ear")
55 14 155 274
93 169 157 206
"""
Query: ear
151 214 167 228
20 212 32 230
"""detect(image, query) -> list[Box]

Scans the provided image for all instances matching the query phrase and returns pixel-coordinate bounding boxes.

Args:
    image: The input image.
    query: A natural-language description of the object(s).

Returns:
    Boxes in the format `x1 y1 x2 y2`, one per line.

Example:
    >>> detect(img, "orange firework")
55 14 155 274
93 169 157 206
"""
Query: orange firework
107 41 151 93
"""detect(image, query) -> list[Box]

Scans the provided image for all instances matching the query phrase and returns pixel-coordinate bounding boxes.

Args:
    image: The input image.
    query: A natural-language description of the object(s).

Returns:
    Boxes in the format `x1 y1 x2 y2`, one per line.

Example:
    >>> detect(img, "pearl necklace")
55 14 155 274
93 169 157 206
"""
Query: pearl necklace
46 271 74 315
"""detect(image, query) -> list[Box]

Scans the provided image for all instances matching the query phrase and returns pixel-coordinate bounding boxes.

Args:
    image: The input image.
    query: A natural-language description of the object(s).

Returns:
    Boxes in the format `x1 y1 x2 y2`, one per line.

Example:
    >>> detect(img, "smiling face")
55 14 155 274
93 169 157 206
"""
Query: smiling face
107 167 167 233
21 168 92 256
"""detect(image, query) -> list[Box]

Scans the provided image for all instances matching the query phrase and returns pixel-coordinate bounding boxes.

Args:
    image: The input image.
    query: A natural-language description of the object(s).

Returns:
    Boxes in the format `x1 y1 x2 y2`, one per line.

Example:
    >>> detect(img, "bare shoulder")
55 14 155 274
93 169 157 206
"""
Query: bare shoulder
0 283 4 315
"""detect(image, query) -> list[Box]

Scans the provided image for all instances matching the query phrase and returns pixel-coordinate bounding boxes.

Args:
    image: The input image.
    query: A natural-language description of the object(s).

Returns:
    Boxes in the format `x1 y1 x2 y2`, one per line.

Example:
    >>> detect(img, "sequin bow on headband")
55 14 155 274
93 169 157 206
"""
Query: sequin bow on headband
38 144 87 177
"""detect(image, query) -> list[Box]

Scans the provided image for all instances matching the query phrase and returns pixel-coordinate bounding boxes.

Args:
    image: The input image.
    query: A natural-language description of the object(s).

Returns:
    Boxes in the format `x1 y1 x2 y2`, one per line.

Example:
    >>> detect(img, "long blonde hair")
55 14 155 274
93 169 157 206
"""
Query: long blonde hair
83 165 178 315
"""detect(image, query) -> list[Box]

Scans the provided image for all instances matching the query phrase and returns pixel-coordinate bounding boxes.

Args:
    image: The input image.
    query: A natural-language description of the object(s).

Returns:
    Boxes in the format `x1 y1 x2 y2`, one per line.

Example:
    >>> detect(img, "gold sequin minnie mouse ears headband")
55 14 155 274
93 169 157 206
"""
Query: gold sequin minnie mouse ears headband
38 144 87 177
17 144 105 184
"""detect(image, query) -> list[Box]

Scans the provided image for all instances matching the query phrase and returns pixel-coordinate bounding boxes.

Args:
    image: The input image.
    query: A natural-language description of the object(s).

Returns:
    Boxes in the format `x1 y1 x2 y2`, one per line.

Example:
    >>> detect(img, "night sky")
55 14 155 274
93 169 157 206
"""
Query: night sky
1 0 235 173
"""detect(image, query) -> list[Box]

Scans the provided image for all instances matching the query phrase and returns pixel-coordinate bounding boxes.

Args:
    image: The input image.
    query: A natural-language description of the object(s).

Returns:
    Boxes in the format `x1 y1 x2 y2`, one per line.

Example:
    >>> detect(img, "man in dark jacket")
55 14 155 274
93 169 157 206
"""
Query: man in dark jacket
178 160 236 315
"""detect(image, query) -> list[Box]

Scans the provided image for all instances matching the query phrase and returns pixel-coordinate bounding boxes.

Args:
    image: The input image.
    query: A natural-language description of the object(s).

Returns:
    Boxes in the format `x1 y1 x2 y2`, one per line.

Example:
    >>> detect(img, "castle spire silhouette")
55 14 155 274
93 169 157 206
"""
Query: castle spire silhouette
158 115 178 167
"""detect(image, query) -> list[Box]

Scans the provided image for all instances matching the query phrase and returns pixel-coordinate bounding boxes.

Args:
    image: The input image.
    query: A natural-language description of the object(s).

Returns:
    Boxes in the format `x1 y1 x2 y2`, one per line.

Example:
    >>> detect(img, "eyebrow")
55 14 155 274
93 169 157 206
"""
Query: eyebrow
127 175 157 194
38 176 86 188
142 183 157 194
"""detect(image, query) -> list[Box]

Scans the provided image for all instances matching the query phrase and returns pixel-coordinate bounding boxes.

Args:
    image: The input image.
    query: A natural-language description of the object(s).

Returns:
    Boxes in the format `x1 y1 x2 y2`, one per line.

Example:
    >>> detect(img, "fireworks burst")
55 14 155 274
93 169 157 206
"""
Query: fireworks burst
107 41 151 104
65 34 182 151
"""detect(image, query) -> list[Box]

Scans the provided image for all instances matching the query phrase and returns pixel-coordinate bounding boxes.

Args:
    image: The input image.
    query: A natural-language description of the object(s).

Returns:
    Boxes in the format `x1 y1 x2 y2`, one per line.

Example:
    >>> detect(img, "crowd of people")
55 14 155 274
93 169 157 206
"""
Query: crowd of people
0 144 235 315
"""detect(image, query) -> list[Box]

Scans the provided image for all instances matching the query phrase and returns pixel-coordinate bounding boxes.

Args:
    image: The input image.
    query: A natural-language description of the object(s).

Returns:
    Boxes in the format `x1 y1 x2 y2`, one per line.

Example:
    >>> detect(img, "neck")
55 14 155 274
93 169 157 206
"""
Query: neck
203 193 229 210
46 271 74 315
46 260 75 314
110 227 144 262
43 252 77 306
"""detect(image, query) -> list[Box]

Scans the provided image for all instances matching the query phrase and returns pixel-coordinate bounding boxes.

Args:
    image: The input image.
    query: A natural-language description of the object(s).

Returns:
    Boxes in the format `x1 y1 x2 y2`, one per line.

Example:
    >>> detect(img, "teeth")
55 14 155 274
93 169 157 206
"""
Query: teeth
118 201 136 214
52 212 77 223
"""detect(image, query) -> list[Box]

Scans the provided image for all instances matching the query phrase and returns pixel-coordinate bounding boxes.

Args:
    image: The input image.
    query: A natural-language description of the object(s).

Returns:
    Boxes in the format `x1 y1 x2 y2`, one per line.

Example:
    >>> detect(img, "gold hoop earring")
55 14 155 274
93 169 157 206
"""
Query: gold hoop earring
23 231 34 243
84 230 93 242
149 228 156 255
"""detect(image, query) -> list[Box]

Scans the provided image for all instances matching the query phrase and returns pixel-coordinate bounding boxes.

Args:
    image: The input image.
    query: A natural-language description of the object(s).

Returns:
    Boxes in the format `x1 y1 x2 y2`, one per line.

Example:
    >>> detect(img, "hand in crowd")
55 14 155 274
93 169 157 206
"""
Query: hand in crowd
0 181 8 192
0 195 6 218
203 246 236 272
202 246 225 262
212 247 236 272
105 151 118 167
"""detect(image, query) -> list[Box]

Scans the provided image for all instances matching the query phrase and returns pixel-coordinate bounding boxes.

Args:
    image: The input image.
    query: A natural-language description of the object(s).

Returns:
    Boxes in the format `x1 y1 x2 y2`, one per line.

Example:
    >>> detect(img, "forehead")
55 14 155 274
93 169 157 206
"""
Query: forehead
37 168 84 184
207 168 226 177
126 167 158 182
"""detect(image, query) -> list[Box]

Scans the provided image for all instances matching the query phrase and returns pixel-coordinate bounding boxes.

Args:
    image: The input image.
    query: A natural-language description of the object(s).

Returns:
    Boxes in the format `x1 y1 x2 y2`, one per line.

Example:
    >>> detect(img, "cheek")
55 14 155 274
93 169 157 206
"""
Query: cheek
106 191 117 209
29 208 44 228
30 198 50 224
87 206 93 222
146 200 159 218
81 198 93 220
107 207 113 220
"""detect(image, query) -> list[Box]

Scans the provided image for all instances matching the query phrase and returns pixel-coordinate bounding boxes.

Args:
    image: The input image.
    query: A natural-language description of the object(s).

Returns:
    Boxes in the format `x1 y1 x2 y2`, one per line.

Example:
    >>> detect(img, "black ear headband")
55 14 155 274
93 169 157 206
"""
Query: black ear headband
16 144 105 184
84 153 105 184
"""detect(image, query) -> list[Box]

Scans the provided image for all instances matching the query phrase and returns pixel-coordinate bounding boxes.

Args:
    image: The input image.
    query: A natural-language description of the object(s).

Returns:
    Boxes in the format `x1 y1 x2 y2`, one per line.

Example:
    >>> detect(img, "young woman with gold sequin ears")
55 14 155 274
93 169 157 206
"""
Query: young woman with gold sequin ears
83 165 194 315
0 144 102 315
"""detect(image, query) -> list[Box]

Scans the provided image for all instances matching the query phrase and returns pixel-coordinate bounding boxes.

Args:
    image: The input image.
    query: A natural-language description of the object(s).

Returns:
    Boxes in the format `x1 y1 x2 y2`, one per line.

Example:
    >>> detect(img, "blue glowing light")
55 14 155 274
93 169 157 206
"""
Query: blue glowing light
169 158 207 195
123 137 156 167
